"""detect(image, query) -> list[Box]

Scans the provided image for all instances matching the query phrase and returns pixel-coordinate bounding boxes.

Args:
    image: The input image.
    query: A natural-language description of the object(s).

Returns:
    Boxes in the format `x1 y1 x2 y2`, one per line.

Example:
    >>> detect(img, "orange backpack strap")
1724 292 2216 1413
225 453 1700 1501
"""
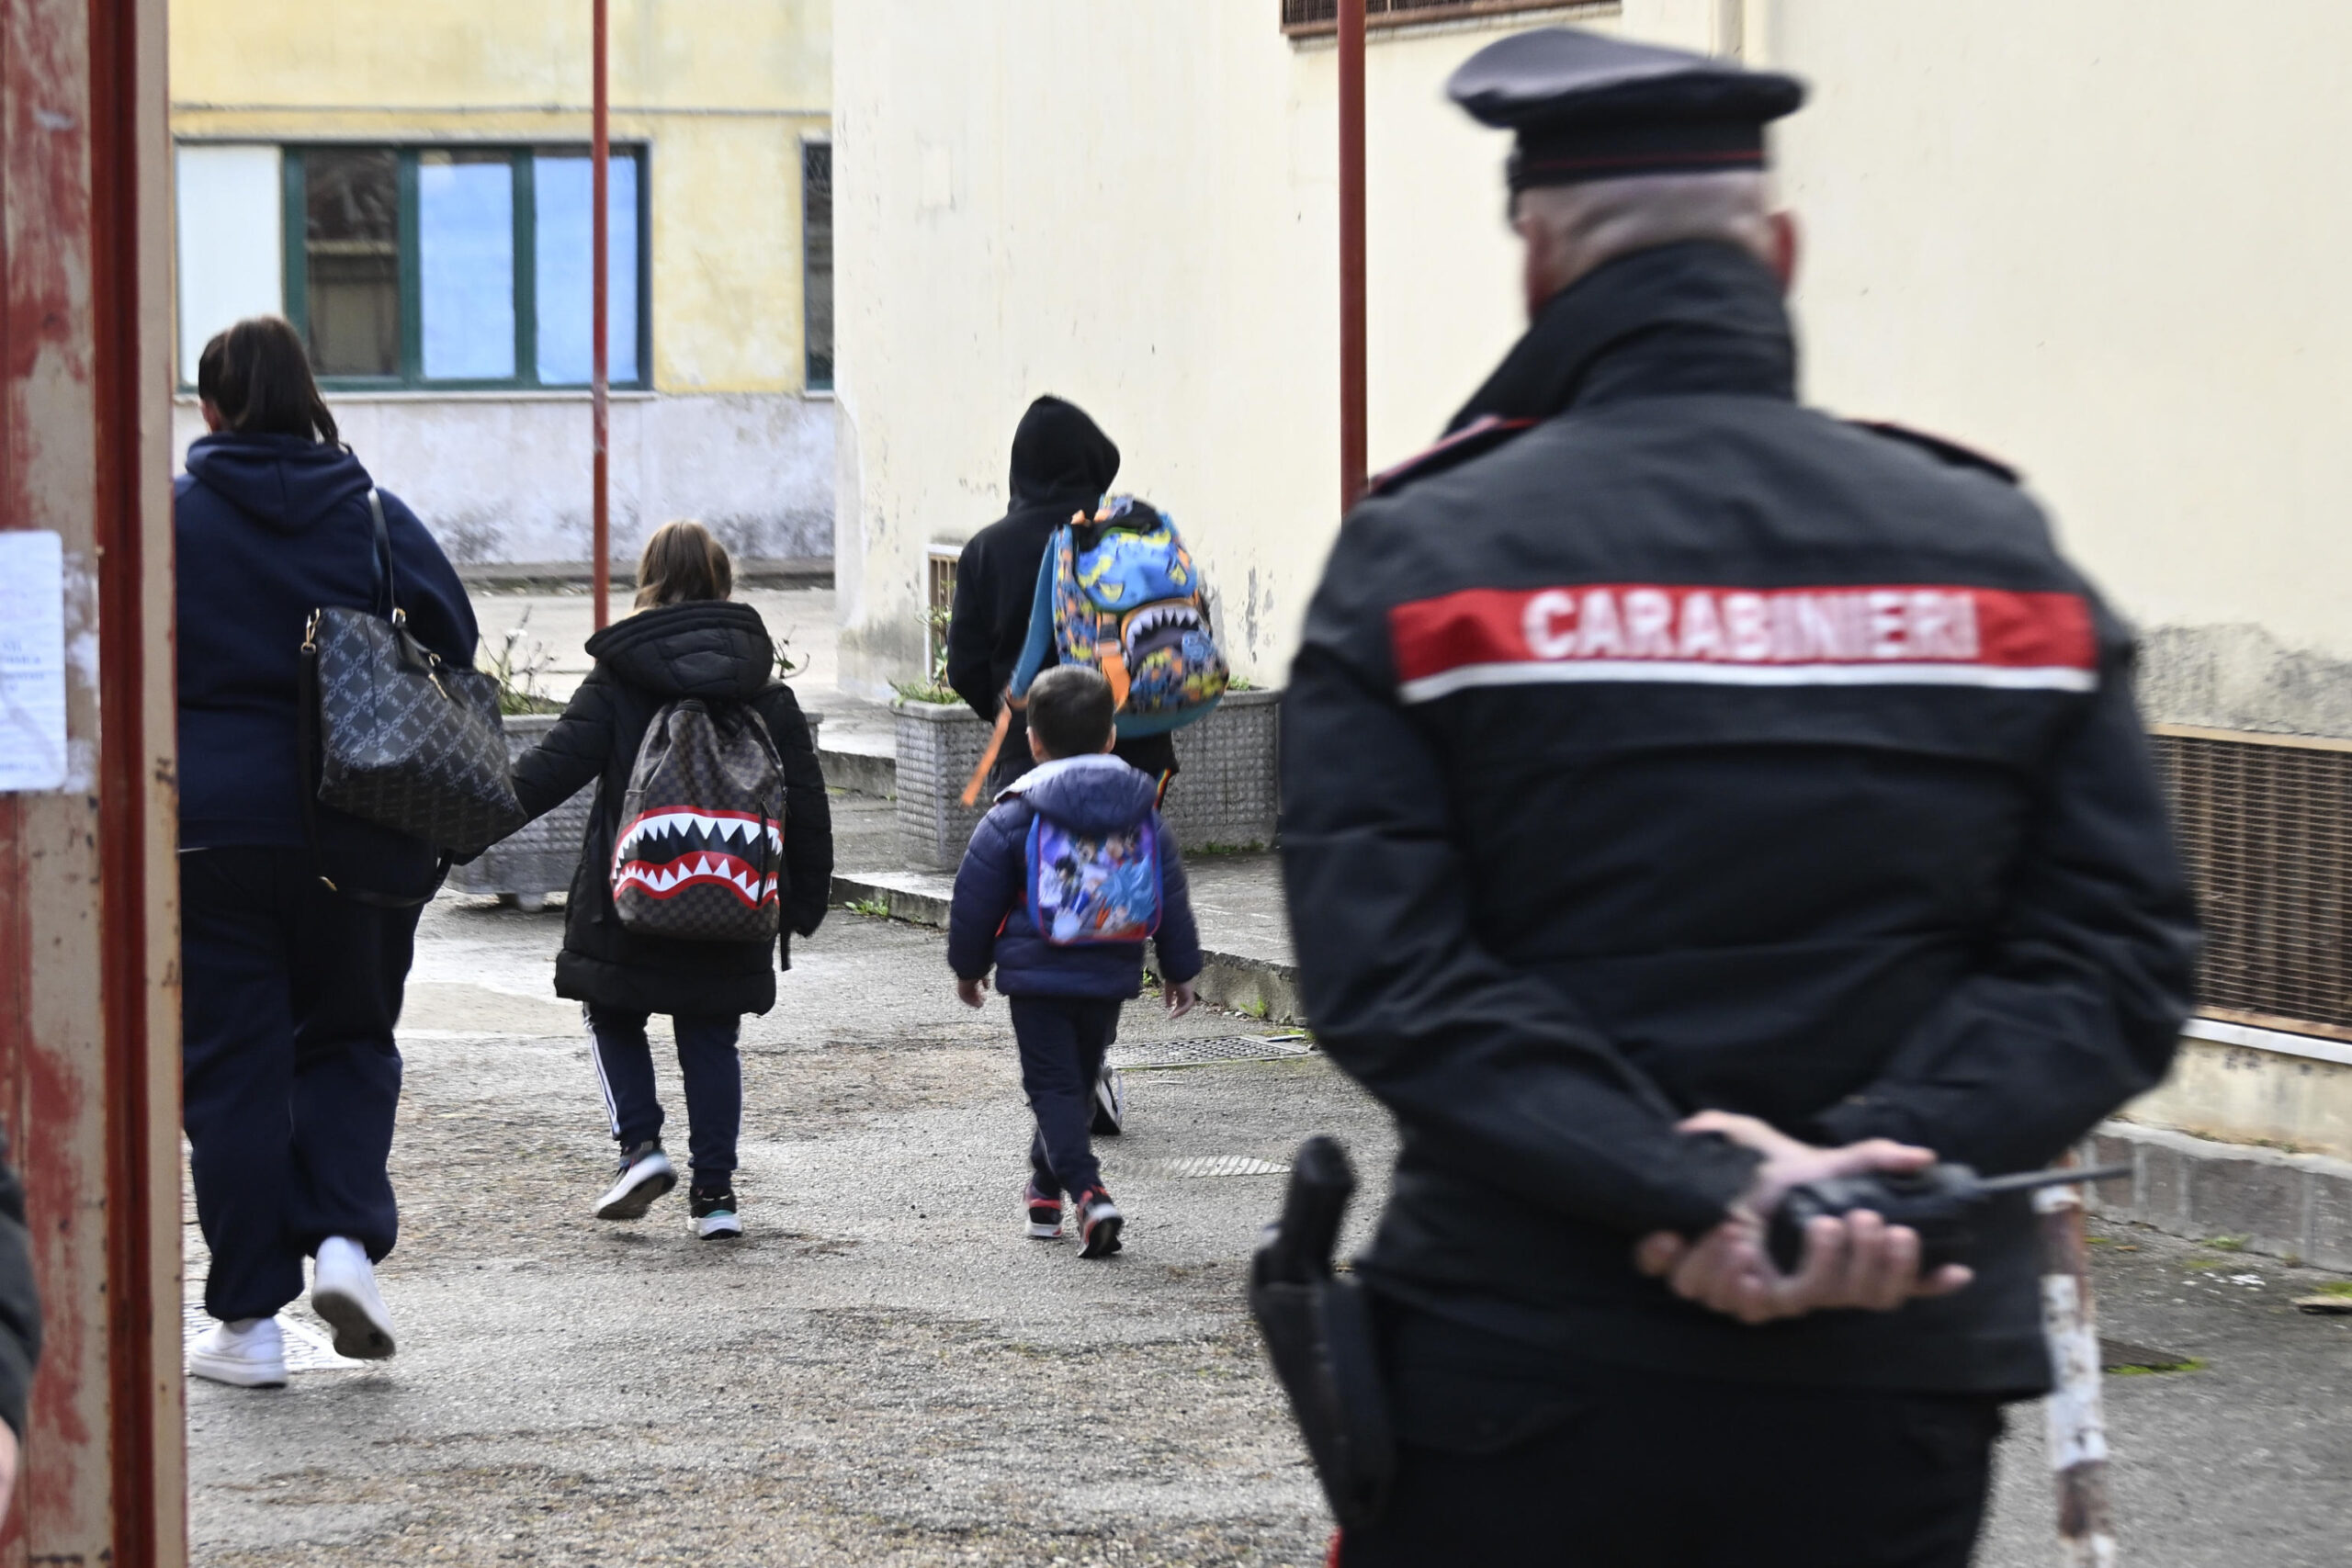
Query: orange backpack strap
960 694 1018 807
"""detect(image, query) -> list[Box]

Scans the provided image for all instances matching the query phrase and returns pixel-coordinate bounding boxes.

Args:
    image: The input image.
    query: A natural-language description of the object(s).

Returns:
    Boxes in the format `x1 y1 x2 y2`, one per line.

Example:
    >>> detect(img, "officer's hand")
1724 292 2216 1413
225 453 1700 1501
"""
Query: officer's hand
956 976 989 1009
1630 1111 1973 1324
1165 979 1198 1020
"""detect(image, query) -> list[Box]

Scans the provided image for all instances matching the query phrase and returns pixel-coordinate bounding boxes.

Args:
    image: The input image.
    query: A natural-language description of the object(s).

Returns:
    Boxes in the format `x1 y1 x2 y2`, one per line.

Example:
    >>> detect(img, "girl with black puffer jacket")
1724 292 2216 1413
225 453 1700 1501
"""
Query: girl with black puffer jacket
506 522 832 1239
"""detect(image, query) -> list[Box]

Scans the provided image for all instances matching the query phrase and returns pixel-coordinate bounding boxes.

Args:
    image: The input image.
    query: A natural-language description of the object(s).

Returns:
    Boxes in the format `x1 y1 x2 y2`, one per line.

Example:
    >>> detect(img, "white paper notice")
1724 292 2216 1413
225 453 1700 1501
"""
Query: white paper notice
0 531 69 791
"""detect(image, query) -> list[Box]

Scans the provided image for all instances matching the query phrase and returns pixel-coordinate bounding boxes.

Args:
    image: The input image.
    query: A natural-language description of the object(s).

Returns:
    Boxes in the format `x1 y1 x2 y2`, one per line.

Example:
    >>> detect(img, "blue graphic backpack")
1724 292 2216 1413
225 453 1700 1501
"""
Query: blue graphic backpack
1026 813 1162 946
1012 496 1228 736
959 496 1231 806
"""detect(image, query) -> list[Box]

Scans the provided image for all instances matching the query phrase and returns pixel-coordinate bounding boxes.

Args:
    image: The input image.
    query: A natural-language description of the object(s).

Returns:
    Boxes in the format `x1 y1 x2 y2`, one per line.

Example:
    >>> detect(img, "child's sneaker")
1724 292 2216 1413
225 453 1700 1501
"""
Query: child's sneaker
689 1186 741 1240
594 1141 676 1221
1024 1182 1064 1240
1075 1186 1124 1258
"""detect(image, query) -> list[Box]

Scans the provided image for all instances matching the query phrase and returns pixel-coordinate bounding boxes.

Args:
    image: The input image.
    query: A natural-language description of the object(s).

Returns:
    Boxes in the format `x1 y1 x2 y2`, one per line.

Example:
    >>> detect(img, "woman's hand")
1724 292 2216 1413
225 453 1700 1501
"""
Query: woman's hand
956 976 989 1009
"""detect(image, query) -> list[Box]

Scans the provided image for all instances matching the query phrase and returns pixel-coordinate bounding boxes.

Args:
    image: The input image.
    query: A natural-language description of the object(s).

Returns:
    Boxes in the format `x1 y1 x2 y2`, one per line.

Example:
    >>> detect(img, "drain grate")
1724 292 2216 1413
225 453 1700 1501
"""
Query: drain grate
1111 1033 1314 1069
1118 1155 1294 1179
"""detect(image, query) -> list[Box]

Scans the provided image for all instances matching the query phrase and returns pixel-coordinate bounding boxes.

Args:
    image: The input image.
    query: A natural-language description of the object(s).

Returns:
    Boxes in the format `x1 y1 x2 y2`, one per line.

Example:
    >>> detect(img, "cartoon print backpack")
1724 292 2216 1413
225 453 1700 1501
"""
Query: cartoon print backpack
1026 812 1162 946
961 496 1229 804
609 698 786 942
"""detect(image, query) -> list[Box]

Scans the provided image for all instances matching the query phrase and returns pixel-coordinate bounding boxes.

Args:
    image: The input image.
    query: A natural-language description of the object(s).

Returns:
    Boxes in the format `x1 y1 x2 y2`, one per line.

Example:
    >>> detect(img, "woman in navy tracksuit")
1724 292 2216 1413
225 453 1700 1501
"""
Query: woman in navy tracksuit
175 317 476 1387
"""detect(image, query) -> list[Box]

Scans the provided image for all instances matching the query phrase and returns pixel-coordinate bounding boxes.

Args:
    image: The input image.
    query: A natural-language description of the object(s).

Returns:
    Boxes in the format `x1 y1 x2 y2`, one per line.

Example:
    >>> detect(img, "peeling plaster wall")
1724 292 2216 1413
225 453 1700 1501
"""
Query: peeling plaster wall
1767 0 2352 739
832 4 1618 696
172 392 834 566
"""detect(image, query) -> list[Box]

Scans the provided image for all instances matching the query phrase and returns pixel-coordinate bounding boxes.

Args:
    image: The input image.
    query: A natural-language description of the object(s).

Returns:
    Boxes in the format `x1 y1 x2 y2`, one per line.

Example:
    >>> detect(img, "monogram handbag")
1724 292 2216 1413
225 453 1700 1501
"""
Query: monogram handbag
299 490 525 868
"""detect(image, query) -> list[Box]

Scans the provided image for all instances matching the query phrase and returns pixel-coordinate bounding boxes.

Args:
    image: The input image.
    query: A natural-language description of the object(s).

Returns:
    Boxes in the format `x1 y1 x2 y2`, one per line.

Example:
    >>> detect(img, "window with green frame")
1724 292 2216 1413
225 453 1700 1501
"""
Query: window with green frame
282 144 650 391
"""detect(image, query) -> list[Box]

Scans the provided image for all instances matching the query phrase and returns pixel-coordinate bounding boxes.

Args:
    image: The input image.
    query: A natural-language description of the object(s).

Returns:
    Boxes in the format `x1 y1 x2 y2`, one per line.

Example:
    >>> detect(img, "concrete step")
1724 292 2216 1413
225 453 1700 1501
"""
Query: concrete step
830 868 1304 1026
2084 1120 2352 1270
820 740 896 798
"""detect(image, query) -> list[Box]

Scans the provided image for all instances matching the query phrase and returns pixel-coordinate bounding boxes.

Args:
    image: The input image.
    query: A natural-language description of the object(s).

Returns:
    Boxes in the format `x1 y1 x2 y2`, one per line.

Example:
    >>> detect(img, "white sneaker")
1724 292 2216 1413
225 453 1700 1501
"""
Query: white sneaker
311 1236 397 1360
188 1316 288 1388
594 1142 677 1221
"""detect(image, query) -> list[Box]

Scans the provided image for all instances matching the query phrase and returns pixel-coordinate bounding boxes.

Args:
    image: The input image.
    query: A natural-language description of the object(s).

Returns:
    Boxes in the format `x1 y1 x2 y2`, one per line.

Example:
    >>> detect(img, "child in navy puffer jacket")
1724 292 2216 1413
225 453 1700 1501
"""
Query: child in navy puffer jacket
948 666 1202 1258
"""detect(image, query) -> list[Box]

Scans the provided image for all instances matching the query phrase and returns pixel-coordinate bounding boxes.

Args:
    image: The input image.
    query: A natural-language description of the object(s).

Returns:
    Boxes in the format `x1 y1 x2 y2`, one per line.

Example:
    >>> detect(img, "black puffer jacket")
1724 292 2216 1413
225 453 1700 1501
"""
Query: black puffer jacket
512 601 832 1017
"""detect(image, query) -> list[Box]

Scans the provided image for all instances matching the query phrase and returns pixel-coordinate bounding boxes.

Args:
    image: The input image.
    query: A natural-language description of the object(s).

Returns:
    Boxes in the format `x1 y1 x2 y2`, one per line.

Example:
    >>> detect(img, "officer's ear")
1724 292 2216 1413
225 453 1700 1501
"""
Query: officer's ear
1767 210 1799 294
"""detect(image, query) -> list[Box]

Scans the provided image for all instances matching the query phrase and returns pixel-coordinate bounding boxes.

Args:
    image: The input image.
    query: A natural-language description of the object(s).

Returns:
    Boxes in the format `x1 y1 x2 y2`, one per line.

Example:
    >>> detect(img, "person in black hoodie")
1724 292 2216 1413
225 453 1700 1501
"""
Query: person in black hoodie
946 396 1178 791
508 522 832 1239
175 316 477 1387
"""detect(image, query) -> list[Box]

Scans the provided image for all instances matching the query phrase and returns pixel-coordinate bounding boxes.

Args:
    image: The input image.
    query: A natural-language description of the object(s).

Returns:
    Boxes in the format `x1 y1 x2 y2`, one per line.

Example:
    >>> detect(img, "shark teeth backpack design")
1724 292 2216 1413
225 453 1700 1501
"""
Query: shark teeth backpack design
610 699 786 942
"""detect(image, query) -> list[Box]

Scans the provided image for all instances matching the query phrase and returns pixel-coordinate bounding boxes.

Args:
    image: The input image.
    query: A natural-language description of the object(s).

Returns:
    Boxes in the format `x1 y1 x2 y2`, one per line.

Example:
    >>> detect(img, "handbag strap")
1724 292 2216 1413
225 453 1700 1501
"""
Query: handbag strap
366 488 401 623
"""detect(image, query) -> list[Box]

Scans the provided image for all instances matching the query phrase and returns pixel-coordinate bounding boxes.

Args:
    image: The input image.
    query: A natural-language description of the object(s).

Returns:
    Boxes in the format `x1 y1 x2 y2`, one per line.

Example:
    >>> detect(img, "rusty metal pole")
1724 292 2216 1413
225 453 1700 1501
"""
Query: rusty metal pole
2036 1160 2119 1567
1338 0 1367 512
0 0 185 1562
591 0 613 629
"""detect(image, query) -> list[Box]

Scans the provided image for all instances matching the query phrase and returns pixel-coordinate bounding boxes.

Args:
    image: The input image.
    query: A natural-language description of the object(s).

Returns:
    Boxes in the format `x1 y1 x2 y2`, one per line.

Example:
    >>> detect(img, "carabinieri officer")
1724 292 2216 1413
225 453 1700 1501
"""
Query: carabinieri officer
1277 26 2198 1567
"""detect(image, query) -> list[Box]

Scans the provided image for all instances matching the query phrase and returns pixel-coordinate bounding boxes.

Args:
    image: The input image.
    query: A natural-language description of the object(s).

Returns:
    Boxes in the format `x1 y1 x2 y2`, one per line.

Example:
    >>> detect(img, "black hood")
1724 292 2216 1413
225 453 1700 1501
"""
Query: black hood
1008 395 1120 507
584 600 776 700
184 433 375 533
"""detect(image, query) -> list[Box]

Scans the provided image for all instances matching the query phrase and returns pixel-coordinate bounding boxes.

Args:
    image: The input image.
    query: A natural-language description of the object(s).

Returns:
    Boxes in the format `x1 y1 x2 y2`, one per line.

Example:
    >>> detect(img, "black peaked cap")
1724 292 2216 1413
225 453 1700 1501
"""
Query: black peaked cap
1448 28 1804 191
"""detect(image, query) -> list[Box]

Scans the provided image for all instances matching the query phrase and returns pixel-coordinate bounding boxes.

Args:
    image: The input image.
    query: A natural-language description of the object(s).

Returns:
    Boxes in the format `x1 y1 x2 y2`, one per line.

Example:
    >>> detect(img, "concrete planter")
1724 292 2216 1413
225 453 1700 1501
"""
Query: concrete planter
893 700 995 873
891 690 1282 871
447 711 825 908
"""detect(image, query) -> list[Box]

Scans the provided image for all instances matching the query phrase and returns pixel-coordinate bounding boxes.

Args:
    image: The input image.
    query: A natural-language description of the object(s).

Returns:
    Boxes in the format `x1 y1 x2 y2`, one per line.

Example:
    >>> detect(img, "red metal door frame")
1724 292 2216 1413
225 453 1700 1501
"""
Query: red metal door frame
0 0 184 1562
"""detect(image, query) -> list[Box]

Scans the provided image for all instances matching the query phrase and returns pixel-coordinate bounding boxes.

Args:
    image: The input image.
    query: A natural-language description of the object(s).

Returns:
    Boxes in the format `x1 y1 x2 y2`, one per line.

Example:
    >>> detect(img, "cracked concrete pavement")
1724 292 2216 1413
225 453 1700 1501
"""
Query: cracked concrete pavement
186 893 2352 1565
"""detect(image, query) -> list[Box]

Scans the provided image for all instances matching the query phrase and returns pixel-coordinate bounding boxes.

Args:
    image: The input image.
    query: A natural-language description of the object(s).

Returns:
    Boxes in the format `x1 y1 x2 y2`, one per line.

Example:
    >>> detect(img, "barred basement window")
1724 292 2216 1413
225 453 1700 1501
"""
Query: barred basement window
1280 0 1590 37
2150 727 2352 1037
927 544 961 681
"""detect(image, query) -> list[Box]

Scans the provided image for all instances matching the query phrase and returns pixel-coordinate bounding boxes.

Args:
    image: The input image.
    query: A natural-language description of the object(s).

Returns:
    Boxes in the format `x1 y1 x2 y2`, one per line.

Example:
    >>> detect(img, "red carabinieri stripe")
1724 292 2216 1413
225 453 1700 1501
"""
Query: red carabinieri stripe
1388 582 2098 700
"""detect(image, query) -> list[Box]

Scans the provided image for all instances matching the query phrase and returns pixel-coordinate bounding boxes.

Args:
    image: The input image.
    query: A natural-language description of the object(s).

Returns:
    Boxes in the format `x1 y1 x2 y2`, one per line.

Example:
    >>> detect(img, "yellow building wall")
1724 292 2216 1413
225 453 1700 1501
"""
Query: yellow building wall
169 0 831 395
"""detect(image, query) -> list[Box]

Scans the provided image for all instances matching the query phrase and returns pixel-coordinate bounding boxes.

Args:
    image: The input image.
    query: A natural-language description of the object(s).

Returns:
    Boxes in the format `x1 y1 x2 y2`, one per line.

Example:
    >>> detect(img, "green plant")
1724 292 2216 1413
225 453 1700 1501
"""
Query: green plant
2109 1357 2206 1377
2201 1235 2249 1253
1227 674 1256 692
2311 1280 2352 1300
480 611 564 716
892 607 962 705
843 897 891 919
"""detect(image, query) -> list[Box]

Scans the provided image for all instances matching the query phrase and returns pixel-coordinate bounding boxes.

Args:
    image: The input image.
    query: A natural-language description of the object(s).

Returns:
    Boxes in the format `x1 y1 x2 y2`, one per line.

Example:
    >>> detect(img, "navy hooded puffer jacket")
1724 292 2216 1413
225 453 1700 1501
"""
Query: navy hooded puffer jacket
175 433 476 872
947 755 1203 998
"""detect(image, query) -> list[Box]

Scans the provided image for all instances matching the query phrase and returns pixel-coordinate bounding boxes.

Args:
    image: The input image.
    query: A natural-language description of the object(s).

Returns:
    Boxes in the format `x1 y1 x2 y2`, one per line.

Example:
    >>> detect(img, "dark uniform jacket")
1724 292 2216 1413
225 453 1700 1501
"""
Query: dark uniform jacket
512 601 832 1018
1280 242 2199 1395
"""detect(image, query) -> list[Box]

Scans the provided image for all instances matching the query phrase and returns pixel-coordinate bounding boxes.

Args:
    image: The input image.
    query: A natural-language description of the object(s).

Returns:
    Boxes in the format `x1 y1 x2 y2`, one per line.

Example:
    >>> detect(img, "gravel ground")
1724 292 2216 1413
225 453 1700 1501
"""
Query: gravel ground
184 897 2352 1565
187 897 1388 1566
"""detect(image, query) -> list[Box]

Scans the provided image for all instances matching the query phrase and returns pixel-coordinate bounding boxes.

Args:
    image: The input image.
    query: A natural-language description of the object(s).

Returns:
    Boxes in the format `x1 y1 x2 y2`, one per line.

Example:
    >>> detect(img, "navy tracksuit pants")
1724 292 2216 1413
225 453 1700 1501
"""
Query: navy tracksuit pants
179 847 412 1323
1009 996 1120 1199
585 1006 741 1186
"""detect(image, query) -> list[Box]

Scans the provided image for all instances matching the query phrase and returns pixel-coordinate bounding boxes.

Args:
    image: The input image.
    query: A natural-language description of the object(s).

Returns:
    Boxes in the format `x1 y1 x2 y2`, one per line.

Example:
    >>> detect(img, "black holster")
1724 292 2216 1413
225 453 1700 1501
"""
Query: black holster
1248 1136 1396 1531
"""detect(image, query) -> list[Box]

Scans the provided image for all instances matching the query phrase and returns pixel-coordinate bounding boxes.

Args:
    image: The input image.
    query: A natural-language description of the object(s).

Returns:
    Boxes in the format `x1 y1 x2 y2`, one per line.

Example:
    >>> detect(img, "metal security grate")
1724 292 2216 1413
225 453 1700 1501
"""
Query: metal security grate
1280 0 1579 35
2151 728 2352 1033
1116 1155 1294 1179
1111 1034 1316 1069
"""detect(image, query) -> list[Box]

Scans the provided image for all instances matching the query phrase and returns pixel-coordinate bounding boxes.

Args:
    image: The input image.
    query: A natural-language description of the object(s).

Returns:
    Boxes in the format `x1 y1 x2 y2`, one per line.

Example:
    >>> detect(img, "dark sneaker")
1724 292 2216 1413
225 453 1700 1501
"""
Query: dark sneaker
689 1186 742 1240
1024 1182 1064 1240
1075 1186 1124 1258
594 1142 676 1221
